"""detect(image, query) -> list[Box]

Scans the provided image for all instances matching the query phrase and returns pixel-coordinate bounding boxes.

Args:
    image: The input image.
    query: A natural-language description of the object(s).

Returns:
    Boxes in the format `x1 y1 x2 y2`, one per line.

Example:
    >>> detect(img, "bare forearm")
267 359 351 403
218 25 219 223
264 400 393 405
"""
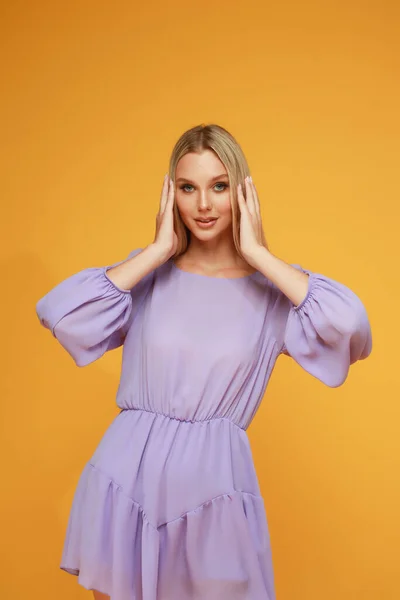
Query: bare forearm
249 245 310 307
106 244 167 291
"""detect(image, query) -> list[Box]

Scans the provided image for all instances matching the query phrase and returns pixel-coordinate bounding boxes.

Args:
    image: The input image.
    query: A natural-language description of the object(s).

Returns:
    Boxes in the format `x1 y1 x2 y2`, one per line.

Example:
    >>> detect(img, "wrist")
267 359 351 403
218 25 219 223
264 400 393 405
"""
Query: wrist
244 244 271 269
146 242 173 266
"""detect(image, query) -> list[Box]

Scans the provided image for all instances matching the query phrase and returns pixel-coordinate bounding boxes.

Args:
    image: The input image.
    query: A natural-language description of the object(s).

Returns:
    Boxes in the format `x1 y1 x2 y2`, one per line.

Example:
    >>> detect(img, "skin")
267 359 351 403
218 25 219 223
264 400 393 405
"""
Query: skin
157 147 309 301
104 150 257 288
172 149 256 278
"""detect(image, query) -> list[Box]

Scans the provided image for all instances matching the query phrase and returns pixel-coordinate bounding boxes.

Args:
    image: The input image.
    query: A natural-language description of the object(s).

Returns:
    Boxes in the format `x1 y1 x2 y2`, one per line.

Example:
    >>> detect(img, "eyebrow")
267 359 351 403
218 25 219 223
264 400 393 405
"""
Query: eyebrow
175 174 229 184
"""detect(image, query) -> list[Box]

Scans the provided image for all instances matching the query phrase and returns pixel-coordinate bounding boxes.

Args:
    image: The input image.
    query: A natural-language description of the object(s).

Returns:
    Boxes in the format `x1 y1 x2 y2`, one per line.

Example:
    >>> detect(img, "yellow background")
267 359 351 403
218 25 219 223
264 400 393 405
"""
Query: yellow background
1 1 398 599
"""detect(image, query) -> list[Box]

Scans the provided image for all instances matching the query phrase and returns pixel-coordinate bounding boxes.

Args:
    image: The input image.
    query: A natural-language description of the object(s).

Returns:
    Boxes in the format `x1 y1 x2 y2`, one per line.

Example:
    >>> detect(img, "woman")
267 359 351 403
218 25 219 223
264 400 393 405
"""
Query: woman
36 123 372 600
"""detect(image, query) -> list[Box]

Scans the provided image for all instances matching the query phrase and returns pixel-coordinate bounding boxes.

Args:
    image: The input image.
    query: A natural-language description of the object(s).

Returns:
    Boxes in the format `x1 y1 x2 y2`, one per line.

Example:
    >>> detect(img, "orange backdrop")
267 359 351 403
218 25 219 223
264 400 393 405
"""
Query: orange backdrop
1 1 398 599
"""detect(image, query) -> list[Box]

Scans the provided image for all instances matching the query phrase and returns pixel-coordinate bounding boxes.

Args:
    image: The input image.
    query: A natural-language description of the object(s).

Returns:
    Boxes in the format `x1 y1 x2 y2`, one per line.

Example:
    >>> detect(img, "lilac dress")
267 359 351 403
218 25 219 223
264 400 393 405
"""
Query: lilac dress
36 248 372 600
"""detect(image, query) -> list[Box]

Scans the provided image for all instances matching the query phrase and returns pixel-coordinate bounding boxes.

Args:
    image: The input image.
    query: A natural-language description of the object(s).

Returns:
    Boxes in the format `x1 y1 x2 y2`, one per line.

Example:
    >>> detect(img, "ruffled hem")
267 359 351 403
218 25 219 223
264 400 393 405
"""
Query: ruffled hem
61 462 276 600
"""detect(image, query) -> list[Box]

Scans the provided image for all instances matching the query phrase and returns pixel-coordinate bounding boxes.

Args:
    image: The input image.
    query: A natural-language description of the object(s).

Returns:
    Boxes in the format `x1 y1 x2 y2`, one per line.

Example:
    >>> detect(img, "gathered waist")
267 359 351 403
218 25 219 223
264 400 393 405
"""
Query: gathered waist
118 405 246 431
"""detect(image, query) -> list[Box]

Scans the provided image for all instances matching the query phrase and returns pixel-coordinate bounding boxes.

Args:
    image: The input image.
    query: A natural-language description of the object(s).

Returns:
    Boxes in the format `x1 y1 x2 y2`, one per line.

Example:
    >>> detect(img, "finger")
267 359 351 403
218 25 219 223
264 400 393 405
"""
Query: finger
245 177 256 216
237 183 247 213
251 179 264 241
250 178 261 220
159 174 169 214
166 176 175 211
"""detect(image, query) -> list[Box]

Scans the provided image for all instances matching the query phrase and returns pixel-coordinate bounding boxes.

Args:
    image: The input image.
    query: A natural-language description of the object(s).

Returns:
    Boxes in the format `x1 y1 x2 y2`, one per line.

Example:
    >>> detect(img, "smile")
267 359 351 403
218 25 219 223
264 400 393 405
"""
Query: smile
194 218 218 229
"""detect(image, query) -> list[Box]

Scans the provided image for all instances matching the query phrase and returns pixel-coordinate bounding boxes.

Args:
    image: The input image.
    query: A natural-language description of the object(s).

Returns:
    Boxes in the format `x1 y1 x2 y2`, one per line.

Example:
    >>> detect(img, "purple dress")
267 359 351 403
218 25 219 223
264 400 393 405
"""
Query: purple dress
36 248 372 600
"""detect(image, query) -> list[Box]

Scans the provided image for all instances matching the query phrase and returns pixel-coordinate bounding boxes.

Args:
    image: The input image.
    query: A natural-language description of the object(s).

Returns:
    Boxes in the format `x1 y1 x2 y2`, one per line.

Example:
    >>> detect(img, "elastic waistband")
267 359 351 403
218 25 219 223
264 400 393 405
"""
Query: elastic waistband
119 406 245 430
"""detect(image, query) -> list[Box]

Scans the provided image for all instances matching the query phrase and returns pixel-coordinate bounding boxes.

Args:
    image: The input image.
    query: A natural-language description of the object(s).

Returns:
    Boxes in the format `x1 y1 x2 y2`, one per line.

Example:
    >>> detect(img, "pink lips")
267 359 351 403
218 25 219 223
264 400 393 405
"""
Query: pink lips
194 218 218 229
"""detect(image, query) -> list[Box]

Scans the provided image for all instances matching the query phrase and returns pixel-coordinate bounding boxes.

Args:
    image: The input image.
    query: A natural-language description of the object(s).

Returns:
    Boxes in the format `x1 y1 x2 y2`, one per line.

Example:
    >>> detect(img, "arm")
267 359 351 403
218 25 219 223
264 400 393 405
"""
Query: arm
251 247 372 388
248 246 311 307
36 244 164 367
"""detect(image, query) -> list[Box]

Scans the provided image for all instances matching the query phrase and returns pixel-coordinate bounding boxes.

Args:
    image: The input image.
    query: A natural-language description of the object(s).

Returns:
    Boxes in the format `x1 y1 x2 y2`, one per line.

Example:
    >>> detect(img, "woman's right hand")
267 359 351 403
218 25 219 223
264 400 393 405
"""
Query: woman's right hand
153 174 178 261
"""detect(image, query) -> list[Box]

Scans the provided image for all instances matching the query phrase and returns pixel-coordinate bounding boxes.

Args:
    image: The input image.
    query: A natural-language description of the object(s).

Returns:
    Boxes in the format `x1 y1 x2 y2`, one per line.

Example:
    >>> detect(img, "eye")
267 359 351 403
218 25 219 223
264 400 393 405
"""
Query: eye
179 182 229 193
179 184 194 192
214 182 229 192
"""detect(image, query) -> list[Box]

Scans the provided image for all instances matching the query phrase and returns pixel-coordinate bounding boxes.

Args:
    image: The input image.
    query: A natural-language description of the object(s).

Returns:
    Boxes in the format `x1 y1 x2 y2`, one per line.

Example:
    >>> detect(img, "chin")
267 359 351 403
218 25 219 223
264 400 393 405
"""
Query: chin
190 225 231 241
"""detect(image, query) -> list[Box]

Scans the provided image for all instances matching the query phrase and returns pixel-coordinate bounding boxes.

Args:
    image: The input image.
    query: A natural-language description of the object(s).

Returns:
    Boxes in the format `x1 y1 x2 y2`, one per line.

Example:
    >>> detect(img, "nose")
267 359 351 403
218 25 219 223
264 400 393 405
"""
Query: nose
197 189 212 212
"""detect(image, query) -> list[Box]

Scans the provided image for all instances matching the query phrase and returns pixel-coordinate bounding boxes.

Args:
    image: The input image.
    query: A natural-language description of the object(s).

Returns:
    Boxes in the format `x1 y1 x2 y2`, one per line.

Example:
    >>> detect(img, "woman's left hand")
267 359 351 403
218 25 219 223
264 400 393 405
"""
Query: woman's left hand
237 176 266 261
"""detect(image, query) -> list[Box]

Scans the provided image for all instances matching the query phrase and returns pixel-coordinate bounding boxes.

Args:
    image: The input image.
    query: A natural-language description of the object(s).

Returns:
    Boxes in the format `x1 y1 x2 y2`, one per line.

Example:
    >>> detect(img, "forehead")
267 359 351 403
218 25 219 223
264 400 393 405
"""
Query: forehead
176 150 227 180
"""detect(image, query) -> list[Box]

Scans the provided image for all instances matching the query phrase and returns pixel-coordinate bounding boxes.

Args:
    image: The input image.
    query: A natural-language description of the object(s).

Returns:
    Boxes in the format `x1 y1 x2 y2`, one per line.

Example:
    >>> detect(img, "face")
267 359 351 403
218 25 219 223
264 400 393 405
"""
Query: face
175 150 233 242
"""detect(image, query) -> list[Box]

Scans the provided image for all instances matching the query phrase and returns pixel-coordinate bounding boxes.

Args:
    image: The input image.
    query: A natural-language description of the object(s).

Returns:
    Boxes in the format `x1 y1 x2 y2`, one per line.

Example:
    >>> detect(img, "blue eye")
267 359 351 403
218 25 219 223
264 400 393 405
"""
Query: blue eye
179 183 229 193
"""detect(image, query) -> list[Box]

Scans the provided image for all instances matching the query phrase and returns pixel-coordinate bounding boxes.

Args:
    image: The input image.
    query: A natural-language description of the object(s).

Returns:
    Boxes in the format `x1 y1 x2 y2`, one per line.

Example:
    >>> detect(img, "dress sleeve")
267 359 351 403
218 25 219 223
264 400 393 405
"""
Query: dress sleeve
279 264 372 387
36 248 154 367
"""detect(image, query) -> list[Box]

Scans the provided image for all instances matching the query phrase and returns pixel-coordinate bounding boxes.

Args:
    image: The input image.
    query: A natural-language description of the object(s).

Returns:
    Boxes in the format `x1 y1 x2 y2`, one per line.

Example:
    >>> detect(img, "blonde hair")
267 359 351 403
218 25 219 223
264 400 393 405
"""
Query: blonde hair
168 123 269 258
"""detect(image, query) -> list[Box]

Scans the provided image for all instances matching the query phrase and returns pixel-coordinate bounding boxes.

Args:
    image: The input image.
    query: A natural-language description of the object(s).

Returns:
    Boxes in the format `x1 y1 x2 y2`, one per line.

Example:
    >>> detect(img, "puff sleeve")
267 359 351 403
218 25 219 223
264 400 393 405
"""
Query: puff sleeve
36 248 153 367
280 265 372 387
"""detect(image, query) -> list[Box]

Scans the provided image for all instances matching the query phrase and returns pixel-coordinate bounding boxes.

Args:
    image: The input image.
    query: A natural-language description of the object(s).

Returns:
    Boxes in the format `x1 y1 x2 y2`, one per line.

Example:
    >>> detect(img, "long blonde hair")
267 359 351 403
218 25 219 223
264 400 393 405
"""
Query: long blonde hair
168 123 269 258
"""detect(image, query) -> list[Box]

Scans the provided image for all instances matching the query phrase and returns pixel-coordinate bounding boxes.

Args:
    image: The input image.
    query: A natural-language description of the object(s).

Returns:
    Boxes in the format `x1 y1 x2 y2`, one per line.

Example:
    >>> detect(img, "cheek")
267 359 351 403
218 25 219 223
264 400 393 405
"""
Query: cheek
175 194 186 213
175 195 192 224
217 194 233 217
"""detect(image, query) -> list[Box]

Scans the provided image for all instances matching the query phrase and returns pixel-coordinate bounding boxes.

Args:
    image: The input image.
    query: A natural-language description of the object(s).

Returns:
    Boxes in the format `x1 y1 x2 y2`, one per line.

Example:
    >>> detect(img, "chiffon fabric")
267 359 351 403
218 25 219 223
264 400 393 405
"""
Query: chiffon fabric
36 249 372 600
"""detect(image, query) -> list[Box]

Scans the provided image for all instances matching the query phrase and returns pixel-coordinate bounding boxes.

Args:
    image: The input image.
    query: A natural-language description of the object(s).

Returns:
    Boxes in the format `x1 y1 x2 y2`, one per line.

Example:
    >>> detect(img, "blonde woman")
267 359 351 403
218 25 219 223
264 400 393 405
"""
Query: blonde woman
36 124 372 600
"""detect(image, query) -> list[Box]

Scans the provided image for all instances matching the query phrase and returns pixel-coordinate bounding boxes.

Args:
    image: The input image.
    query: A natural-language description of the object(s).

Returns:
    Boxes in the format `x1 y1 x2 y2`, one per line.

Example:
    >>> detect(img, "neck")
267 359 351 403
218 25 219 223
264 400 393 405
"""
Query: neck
181 237 249 271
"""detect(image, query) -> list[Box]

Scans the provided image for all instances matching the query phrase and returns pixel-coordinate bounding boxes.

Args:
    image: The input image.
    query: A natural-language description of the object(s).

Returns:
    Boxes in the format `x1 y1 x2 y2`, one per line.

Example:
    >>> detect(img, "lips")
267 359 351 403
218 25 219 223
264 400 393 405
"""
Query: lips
194 217 218 229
